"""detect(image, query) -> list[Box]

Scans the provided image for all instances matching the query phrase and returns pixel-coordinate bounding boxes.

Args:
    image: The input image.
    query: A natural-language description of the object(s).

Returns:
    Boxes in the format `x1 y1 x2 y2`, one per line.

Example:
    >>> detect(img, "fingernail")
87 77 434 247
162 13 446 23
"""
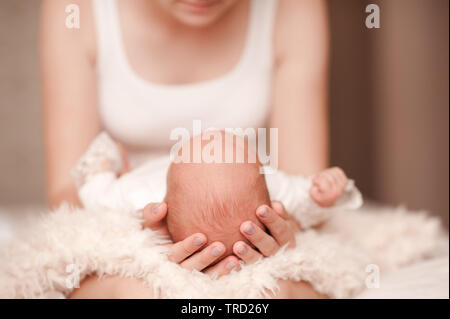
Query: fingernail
211 246 224 257
193 237 204 246
258 206 270 218
226 261 236 270
244 223 255 235
237 244 247 255
153 204 160 214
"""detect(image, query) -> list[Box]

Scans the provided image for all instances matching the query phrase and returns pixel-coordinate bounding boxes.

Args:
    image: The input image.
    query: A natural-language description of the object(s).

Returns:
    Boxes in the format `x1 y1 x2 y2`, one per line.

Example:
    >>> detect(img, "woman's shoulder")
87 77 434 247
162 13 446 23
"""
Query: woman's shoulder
275 0 327 21
41 0 97 67
274 0 328 65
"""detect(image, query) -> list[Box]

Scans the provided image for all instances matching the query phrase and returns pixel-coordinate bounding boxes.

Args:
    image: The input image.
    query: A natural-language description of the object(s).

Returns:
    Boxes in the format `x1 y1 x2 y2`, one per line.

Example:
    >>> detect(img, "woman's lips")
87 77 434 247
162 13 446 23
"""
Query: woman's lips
178 0 219 13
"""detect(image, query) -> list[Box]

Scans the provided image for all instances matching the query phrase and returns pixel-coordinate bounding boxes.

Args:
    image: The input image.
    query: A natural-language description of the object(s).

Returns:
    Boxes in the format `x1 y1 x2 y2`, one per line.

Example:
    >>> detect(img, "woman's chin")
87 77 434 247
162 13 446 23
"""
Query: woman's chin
169 0 233 27
171 12 222 28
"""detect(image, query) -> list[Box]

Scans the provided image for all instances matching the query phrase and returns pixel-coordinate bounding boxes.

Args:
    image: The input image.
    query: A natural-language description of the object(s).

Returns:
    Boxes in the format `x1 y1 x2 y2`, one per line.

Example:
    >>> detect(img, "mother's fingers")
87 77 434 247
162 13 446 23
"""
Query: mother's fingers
233 241 262 264
167 233 206 263
141 202 167 230
204 255 240 278
240 221 279 257
256 205 294 247
272 201 302 233
179 242 225 271
270 201 292 221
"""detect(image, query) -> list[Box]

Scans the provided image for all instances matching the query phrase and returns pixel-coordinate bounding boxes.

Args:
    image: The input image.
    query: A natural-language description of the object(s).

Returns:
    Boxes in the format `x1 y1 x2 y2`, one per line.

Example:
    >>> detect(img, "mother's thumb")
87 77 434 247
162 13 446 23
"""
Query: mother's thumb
141 202 167 229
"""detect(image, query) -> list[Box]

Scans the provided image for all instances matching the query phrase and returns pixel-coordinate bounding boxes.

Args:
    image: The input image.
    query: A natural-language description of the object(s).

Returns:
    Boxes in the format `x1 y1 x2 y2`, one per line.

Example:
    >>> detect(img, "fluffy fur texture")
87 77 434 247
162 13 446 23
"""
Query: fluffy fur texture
0 204 446 299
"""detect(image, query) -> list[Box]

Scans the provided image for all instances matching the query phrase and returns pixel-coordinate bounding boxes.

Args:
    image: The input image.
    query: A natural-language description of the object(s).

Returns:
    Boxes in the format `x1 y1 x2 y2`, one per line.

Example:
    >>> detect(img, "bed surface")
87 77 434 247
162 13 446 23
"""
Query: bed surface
356 255 449 299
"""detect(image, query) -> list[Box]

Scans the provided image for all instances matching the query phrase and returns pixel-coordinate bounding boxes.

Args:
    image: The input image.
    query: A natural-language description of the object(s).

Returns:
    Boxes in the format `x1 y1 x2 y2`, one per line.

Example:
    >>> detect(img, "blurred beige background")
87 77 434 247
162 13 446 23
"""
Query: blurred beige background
0 0 448 226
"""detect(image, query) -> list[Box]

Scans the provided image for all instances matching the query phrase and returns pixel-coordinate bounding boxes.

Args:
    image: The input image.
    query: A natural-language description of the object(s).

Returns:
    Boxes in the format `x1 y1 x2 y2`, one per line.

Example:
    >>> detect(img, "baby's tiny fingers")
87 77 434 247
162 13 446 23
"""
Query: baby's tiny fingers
325 168 347 197
204 256 240 278
323 172 338 189
314 175 332 192
330 167 347 186
310 186 334 207
141 202 167 229
168 233 206 264
233 241 262 264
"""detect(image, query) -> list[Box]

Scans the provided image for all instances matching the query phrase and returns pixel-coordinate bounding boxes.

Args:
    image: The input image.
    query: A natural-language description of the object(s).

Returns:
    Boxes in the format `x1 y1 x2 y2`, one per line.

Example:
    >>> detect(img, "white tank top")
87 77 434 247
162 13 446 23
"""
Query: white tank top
93 0 277 166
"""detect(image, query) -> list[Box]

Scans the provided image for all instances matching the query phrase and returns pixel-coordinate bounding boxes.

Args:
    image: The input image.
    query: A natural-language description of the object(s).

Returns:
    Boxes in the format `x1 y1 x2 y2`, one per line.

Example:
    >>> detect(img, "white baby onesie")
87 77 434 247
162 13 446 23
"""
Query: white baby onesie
72 133 363 228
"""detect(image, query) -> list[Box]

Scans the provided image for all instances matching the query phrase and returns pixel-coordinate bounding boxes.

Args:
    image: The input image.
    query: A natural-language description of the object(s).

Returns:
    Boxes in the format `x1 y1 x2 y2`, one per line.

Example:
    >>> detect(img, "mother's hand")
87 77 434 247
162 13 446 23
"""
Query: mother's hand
233 201 300 264
141 202 239 277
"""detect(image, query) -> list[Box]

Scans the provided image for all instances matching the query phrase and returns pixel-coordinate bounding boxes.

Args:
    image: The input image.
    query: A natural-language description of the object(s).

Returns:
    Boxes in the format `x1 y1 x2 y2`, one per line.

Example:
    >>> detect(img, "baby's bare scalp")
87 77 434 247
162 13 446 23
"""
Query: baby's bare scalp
165 132 270 258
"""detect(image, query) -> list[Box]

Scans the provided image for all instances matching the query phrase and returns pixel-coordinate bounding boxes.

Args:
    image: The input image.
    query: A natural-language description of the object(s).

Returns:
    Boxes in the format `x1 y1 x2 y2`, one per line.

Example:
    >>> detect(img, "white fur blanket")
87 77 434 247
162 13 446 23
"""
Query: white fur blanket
0 204 446 299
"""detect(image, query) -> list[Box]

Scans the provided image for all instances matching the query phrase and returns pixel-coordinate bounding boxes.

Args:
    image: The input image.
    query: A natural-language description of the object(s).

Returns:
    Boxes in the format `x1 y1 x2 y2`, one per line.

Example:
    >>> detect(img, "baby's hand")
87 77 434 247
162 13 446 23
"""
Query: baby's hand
310 167 348 207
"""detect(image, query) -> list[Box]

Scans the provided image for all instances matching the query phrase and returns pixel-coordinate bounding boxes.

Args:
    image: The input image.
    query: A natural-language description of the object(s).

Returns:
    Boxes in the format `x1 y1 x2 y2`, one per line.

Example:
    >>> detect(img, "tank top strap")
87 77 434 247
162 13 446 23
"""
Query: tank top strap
244 0 278 69
92 0 124 74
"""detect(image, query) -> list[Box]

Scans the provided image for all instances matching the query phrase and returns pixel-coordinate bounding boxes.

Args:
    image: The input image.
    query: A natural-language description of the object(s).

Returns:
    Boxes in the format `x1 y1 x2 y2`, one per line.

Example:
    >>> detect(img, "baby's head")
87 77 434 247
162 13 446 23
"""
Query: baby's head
165 131 270 258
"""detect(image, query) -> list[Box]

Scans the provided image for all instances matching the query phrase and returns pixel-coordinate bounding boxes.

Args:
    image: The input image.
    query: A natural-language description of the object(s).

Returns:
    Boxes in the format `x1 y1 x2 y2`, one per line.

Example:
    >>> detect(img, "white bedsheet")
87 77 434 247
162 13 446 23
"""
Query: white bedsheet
356 256 449 299
0 215 12 244
0 205 44 245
